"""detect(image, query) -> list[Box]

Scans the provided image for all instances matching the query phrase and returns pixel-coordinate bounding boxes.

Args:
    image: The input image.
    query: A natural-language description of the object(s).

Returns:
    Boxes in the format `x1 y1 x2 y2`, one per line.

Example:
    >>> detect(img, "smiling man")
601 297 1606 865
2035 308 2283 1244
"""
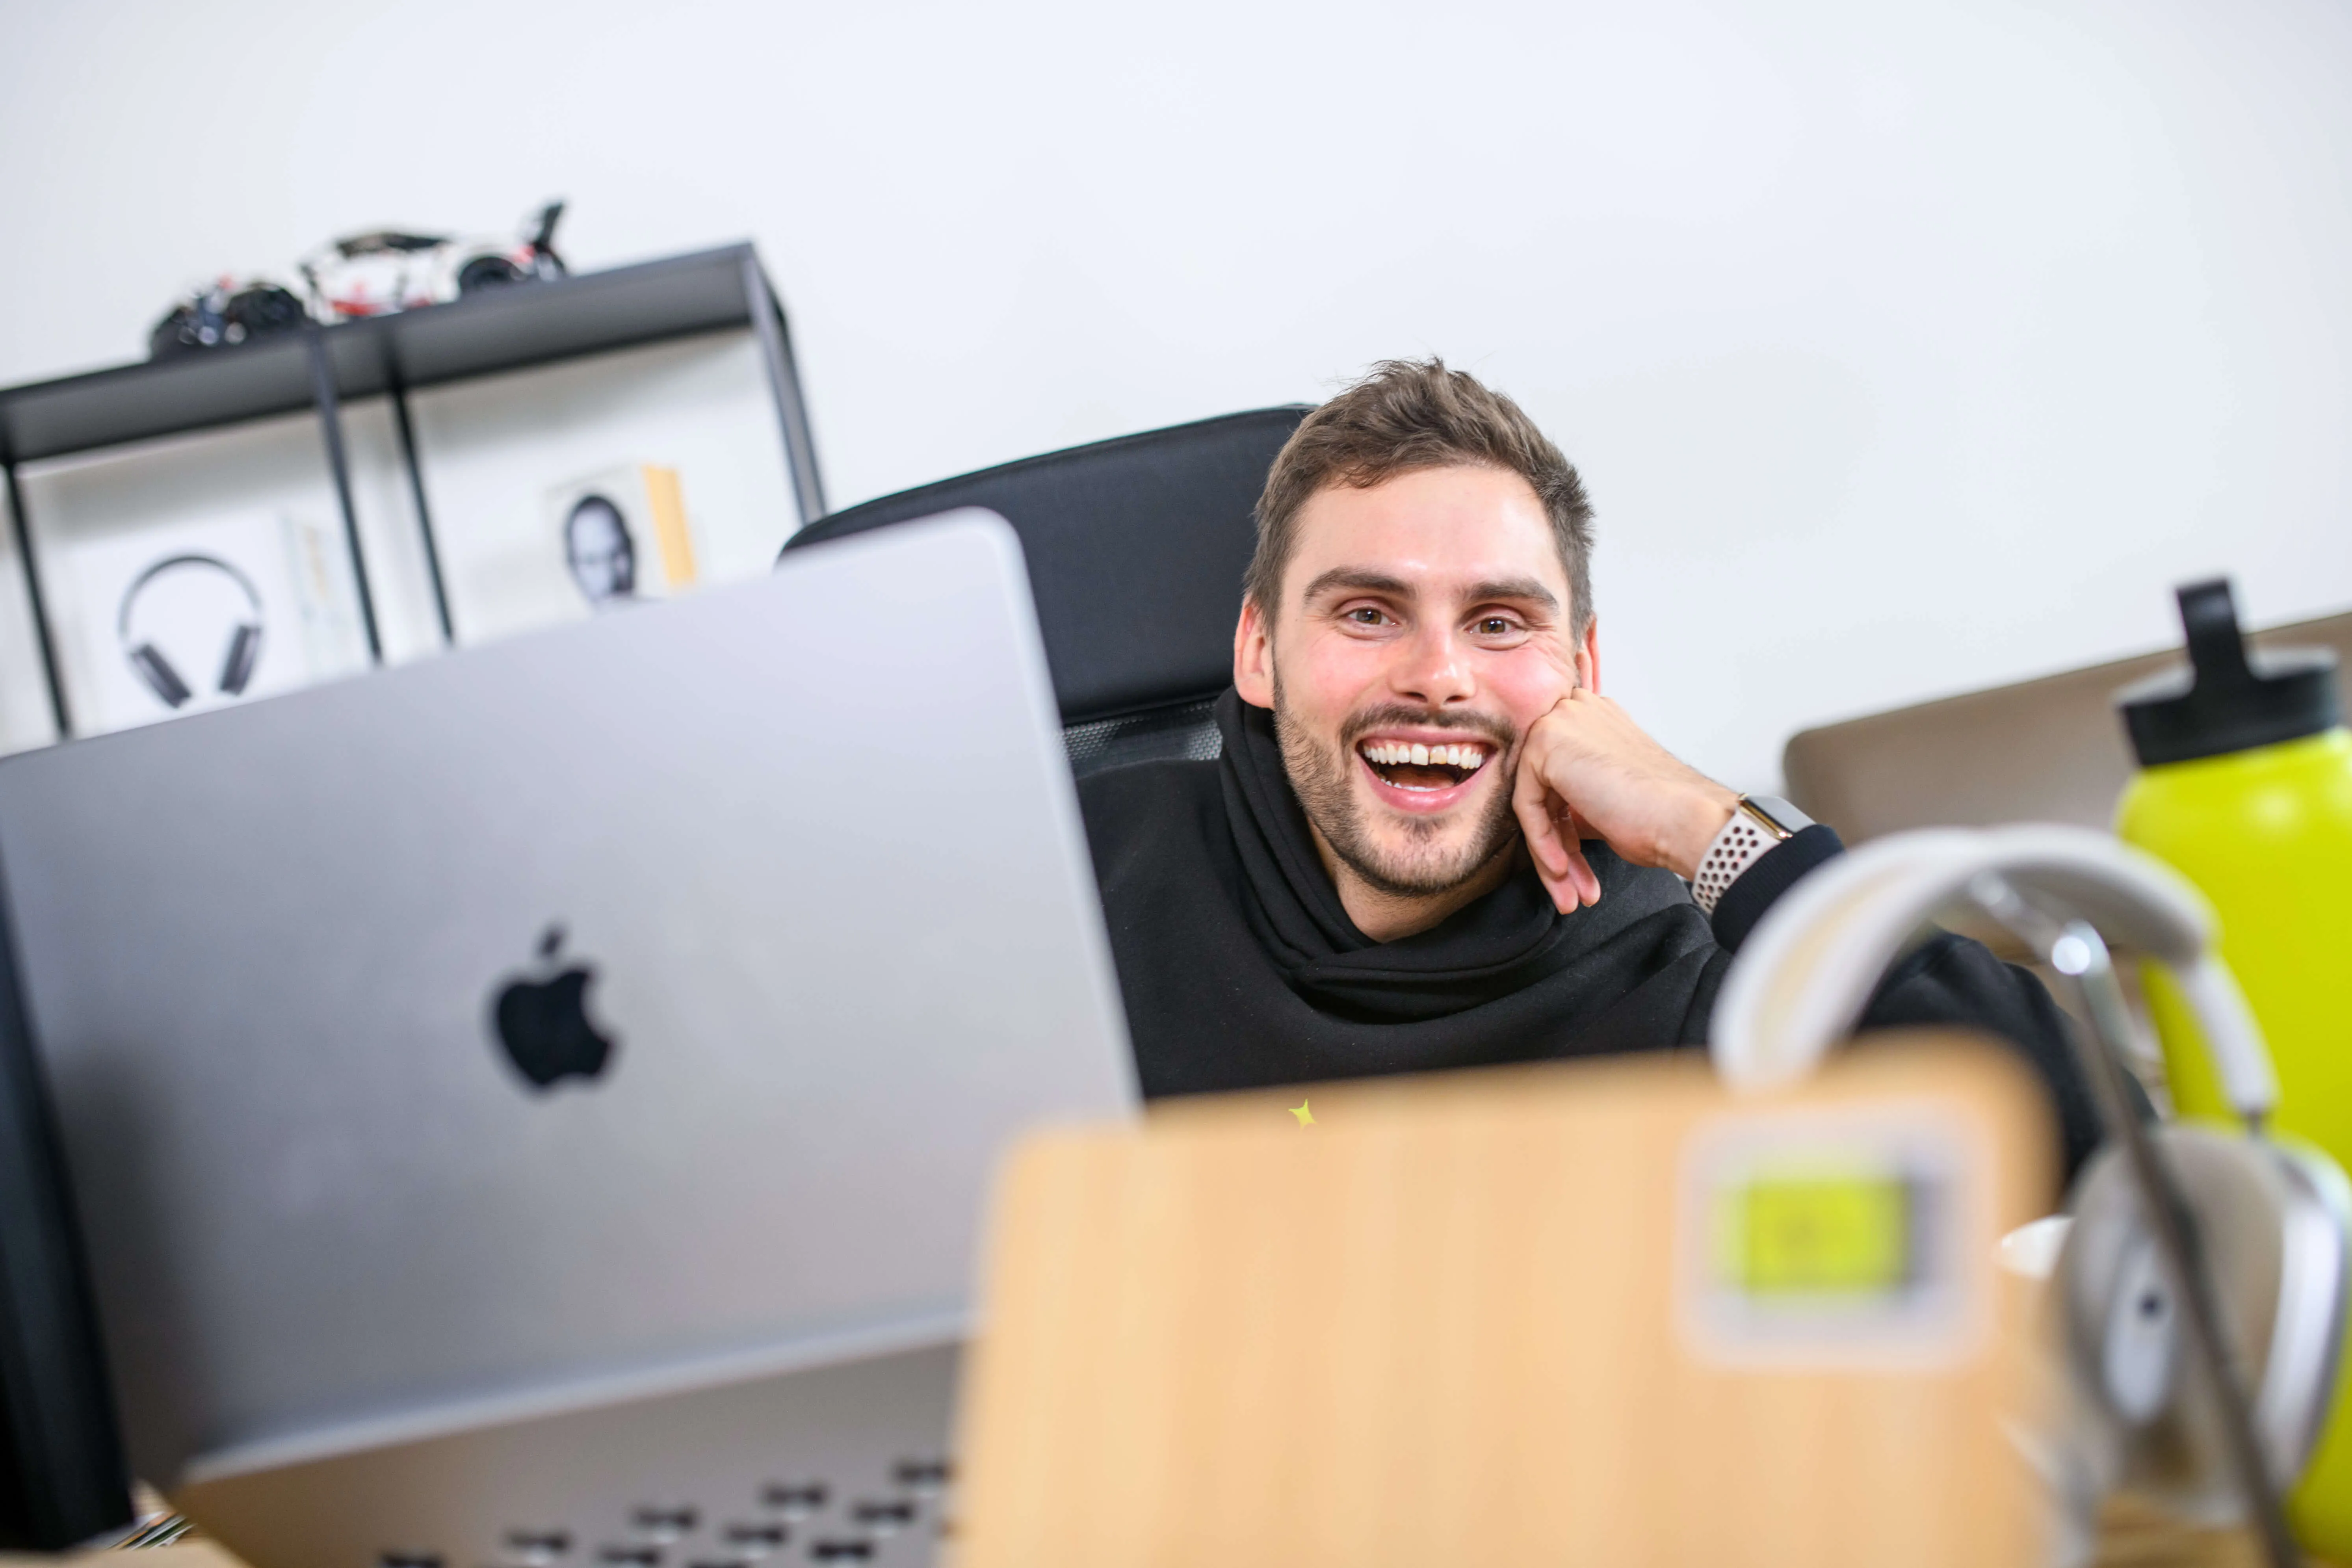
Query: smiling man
1076 359 2099 1170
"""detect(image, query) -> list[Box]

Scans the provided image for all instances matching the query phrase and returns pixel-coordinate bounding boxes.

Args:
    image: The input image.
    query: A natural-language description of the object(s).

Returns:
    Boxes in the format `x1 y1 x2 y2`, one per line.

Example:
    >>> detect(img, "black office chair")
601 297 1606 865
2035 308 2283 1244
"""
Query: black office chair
783 407 1308 777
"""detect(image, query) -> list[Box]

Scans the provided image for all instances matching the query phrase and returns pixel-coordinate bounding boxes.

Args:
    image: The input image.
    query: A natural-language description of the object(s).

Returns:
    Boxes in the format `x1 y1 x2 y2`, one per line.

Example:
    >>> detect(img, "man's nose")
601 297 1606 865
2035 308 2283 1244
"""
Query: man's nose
1387 623 1476 705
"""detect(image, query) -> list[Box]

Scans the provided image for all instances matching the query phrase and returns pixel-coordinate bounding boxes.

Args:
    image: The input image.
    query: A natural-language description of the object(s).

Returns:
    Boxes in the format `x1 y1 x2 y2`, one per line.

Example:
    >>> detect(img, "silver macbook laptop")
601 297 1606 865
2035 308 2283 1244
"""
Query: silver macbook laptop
0 510 1136 1568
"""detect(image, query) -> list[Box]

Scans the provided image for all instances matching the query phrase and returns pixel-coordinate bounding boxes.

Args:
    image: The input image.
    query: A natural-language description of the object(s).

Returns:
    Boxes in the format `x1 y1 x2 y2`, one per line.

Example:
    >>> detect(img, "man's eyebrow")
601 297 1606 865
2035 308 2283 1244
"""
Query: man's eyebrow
1464 576 1561 613
1300 567 1413 601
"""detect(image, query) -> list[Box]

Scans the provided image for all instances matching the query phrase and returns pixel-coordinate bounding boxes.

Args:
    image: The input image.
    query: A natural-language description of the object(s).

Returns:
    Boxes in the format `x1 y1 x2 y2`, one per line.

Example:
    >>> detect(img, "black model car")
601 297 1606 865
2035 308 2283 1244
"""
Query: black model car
149 278 309 357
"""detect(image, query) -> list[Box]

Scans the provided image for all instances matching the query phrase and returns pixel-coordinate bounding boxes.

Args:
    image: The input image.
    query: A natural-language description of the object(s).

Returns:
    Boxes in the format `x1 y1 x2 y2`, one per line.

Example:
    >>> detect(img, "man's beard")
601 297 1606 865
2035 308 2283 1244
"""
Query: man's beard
1271 673 1523 899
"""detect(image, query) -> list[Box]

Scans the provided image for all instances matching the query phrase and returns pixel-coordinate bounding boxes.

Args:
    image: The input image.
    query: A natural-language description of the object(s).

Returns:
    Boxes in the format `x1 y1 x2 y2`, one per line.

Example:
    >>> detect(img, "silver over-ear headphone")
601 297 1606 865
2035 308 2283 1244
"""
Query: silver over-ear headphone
1711 826 2350 1568
116 554 264 710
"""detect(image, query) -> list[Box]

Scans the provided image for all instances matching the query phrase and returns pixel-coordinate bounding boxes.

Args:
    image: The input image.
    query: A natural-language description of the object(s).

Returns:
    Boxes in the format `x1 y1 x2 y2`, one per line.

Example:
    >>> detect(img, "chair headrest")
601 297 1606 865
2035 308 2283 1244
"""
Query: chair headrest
786 407 1309 724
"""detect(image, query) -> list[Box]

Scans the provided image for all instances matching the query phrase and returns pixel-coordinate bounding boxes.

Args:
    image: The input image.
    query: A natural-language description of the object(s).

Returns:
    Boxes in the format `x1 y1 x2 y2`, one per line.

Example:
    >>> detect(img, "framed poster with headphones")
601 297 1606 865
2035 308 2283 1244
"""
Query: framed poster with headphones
58 511 367 736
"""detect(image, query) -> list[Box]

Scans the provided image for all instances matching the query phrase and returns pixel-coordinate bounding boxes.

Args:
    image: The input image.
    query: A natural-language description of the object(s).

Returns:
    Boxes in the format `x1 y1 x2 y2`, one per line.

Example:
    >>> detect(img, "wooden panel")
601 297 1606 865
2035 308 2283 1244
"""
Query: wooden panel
955 1035 2053 1568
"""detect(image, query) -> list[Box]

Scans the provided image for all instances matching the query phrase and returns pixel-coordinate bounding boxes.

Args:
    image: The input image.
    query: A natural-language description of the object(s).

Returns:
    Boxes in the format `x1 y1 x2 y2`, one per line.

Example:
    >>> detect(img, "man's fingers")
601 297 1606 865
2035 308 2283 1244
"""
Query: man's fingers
1557 832 1601 909
1512 738 1606 913
1512 741 1570 880
1526 817 1601 913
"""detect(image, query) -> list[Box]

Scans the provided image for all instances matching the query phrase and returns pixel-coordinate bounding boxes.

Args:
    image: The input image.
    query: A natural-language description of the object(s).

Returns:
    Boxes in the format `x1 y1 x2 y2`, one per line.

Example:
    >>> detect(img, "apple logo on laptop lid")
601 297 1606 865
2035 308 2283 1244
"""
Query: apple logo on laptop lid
491 924 617 1090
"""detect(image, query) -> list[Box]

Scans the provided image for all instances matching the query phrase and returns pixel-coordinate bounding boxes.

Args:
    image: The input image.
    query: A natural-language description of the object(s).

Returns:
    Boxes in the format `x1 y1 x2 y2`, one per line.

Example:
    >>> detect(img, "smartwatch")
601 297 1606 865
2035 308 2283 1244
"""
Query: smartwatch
1691 794 1813 915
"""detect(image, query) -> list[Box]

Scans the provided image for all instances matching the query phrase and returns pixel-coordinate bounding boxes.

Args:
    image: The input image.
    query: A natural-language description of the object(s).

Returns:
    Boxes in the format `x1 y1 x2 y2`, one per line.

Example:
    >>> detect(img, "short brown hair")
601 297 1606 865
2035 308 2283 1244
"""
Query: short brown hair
1245 359 1594 635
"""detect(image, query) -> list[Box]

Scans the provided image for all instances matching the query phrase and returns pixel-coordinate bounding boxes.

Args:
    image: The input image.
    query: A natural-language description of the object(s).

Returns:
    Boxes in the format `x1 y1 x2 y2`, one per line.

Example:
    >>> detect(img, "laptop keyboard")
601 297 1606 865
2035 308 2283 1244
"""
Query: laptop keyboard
377 1457 951 1568
176 1342 967 1568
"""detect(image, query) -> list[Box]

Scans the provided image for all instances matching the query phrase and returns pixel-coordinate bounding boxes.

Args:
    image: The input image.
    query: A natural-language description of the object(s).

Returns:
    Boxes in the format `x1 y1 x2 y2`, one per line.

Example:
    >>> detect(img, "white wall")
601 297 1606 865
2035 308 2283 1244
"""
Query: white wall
2 0 2348 789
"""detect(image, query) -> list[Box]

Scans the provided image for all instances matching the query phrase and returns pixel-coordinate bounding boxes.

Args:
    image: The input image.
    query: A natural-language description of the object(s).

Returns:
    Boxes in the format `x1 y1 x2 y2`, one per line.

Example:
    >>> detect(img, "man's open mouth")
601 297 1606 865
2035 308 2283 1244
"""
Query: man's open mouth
1356 738 1494 792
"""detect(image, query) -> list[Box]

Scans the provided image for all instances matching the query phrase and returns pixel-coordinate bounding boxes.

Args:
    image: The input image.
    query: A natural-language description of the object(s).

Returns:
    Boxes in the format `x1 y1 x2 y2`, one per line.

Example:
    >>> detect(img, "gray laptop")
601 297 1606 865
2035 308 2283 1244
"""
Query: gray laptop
0 510 1136 1568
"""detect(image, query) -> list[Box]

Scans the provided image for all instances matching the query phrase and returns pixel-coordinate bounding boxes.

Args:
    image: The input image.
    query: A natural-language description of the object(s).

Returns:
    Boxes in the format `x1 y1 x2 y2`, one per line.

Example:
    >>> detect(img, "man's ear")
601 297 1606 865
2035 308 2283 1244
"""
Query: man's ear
1577 616 1601 695
1234 595 1274 709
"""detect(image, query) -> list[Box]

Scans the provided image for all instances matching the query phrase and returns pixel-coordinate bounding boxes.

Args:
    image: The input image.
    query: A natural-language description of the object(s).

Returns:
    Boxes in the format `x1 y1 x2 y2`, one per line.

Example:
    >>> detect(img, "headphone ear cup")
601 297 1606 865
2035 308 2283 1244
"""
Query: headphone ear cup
2061 1127 2346 1511
128 644 193 709
2262 1145 2352 1523
218 622 261 696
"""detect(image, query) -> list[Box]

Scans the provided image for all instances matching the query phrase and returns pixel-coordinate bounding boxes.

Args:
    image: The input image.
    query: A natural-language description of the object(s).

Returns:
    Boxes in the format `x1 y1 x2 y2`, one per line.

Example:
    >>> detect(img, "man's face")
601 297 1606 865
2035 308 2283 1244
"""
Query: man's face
566 499 637 604
1233 465 1592 898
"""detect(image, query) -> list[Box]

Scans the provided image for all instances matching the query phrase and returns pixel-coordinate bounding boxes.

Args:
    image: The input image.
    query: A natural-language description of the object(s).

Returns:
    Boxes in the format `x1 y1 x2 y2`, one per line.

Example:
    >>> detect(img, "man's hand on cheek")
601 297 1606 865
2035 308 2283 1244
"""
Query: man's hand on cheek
1508 689 1740 912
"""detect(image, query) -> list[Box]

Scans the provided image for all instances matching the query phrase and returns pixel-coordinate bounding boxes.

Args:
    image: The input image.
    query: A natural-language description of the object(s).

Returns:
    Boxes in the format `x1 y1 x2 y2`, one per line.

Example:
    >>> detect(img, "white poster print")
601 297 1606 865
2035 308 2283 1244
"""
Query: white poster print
63 512 366 735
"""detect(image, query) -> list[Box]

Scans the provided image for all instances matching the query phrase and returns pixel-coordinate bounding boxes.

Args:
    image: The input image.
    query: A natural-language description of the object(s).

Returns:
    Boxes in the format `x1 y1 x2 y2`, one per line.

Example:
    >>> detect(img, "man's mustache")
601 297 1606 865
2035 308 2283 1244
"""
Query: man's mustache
1337 705 1517 753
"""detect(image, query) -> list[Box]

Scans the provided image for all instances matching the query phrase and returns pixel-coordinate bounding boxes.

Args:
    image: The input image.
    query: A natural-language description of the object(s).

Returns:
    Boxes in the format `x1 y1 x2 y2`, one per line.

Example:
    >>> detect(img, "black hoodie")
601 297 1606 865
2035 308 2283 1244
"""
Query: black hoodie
1077 689 2100 1175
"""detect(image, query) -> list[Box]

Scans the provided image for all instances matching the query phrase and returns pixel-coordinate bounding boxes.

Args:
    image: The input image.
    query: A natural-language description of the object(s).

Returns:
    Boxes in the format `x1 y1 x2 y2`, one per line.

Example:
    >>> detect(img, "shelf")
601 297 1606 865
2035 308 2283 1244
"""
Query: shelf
0 245 779 466
0 240 823 745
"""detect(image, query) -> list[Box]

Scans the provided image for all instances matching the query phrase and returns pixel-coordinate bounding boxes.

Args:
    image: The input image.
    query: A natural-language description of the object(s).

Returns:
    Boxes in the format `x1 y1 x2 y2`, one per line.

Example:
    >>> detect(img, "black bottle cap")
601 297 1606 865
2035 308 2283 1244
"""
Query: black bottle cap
2116 579 2340 767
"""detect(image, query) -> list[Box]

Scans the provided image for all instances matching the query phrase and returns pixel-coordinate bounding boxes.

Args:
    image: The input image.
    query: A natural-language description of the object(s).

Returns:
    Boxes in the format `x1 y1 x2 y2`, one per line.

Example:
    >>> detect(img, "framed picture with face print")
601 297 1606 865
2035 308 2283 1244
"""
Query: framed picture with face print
541 464 701 614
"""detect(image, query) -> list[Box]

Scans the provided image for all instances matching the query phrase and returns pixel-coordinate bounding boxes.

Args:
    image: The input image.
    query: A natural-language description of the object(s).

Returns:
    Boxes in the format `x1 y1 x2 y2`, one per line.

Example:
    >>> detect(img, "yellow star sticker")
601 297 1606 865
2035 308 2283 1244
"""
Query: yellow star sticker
1290 1098 1315 1126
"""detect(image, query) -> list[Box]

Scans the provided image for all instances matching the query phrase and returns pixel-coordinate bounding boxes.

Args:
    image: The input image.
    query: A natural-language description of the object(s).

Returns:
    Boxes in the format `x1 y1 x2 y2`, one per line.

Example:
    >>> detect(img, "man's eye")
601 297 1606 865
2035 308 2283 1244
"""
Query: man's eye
1476 617 1516 635
1347 608 1386 625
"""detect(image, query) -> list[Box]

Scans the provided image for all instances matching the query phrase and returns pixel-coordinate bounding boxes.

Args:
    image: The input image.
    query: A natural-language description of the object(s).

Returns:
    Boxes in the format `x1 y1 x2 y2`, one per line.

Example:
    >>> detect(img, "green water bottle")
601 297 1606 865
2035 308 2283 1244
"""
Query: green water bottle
2115 581 2352 1133
2114 578 2352 1547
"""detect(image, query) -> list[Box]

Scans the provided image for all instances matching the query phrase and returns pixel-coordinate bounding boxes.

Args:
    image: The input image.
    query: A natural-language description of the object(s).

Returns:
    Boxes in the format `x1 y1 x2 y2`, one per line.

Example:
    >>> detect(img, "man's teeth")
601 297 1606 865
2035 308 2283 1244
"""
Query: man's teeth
1359 741 1487 771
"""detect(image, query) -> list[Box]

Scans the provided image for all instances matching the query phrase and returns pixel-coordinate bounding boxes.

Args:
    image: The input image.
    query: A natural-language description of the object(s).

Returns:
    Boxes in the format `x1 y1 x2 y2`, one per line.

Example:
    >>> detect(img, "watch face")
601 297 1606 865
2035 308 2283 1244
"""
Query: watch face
1742 795 1813 838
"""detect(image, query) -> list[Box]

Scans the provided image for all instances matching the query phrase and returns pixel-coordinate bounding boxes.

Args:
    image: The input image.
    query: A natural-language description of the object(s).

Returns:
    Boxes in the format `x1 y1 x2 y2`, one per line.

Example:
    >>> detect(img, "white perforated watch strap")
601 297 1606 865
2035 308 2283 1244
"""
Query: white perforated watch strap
1691 798 1801 915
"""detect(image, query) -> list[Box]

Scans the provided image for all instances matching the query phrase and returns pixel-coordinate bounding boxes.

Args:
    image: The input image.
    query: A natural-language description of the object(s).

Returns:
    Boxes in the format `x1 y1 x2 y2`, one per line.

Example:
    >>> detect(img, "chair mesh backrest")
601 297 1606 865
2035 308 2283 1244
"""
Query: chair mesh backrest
1059 695 1226 779
783 407 1307 777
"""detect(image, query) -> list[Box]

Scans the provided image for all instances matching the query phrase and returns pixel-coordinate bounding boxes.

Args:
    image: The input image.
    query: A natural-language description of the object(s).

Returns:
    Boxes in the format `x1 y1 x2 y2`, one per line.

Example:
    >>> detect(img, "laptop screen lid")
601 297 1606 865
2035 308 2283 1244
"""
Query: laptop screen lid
0 510 1135 1489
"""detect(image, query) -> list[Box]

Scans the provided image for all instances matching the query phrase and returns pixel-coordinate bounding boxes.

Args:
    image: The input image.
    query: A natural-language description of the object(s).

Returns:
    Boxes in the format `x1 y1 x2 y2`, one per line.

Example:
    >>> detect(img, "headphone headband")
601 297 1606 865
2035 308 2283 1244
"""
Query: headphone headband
115 554 263 640
1709 825 2275 1122
115 554 268 710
